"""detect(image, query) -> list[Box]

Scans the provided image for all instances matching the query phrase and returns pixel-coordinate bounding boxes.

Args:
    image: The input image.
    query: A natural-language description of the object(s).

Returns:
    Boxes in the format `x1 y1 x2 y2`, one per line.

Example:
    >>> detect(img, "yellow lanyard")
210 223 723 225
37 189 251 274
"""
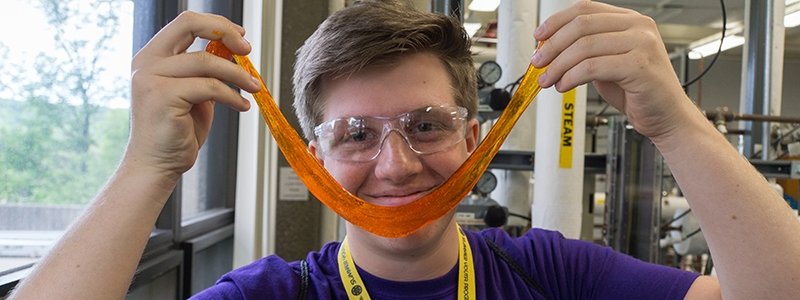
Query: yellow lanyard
337 226 476 300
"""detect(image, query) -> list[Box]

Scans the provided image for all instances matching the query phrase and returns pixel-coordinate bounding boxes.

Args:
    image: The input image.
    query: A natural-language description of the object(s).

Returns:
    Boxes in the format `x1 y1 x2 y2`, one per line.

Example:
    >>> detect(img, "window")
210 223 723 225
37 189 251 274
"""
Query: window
0 1 242 297
179 0 240 223
0 0 133 277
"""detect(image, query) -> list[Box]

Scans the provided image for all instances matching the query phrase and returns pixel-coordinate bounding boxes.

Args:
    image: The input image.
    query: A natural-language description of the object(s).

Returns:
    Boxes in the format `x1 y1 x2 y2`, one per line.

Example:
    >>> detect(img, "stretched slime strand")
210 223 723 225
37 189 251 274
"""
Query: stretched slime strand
206 41 546 238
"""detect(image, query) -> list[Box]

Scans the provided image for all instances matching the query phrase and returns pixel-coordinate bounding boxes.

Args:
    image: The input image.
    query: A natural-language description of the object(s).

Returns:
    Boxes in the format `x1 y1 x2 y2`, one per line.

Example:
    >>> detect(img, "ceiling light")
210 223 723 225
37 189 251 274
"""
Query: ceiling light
787 0 800 27
468 0 500 12
786 10 800 27
463 22 482 37
688 35 745 60
684 0 799 59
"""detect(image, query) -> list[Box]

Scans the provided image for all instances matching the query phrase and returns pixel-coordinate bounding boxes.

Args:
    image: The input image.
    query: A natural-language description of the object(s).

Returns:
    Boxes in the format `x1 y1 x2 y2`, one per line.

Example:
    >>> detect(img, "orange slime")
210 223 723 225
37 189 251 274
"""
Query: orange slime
206 40 546 238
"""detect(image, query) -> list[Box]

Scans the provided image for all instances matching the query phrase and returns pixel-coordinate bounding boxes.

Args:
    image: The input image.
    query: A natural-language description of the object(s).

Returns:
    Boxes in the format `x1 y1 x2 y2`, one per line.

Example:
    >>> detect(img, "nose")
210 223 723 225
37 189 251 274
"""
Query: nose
373 130 423 183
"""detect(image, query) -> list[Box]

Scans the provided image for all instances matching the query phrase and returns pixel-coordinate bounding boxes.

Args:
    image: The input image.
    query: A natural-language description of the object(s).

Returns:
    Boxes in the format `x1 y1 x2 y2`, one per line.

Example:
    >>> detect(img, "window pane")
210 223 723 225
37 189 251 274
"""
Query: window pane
179 51 219 220
182 155 210 219
0 0 133 274
180 0 240 222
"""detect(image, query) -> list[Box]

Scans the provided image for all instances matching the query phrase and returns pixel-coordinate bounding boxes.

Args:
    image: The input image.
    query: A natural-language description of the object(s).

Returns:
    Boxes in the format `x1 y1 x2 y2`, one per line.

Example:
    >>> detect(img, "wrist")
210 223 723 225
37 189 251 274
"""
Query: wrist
116 155 181 206
120 142 187 181
649 97 718 156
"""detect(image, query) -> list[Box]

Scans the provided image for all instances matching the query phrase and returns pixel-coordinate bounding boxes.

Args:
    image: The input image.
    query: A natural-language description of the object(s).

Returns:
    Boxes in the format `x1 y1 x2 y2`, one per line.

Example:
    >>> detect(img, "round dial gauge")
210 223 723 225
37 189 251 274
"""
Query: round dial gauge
473 171 498 195
478 60 502 85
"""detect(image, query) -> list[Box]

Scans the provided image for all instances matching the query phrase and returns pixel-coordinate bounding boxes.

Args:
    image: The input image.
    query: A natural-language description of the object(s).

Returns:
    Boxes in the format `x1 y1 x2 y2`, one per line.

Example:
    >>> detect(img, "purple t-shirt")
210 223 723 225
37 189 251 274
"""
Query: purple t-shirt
191 228 699 299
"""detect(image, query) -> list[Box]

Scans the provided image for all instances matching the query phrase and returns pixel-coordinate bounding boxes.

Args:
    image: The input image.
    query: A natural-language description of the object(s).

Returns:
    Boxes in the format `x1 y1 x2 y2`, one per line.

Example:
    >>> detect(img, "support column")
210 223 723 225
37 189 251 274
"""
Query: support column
531 0 586 239
739 0 784 159
490 0 538 227
432 0 464 21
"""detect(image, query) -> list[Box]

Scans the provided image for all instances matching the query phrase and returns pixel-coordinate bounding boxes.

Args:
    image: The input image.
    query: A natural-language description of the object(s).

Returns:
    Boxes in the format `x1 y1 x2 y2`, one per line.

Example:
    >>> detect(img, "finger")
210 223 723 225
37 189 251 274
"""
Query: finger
539 30 636 87
552 54 630 93
149 52 261 93
534 1 633 41
165 77 252 112
136 11 249 61
532 12 638 69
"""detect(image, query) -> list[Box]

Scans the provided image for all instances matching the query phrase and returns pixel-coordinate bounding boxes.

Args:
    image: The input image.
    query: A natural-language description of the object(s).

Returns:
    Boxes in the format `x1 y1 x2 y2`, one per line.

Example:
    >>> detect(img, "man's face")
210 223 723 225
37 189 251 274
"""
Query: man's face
309 52 479 248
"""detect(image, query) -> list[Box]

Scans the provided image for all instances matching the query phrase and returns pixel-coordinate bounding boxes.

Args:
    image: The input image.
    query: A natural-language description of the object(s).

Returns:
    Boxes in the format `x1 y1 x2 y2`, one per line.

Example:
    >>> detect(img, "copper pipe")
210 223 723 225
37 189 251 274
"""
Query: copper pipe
723 129 749 135
736 114 800 123
704 107 800 124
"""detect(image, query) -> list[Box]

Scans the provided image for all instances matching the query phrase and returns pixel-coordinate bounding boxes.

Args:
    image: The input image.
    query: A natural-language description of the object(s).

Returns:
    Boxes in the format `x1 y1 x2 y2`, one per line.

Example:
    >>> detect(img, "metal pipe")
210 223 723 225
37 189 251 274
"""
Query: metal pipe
492 0 538 228
724 129 750 135
704 109 800 124
434 0 463 21
739 0 785 160
760 0 774 160
738 114 800 123
740 0 766 158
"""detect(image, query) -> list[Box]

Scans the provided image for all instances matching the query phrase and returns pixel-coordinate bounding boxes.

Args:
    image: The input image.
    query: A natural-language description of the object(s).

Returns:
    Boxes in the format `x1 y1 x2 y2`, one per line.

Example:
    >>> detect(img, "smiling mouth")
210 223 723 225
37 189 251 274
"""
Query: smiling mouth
367 188 434 207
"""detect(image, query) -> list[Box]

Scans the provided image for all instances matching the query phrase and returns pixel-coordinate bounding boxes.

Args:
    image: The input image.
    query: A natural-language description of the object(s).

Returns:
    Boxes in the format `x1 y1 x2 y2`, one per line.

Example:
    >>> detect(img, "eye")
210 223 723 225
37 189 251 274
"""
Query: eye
349 129 369 142
337 126 379 145
415 121 435 132
407 120 449 141
329 118 378 145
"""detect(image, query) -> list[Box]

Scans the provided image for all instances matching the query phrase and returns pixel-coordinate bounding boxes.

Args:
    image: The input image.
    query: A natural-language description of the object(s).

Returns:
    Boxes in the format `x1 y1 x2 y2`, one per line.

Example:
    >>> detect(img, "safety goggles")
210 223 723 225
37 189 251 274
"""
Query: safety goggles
313 105 469 162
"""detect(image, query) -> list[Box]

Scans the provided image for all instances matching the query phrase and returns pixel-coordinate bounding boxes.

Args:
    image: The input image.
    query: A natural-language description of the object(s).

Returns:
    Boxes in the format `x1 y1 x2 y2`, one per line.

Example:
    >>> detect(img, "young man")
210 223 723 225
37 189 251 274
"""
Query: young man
11 1 800 299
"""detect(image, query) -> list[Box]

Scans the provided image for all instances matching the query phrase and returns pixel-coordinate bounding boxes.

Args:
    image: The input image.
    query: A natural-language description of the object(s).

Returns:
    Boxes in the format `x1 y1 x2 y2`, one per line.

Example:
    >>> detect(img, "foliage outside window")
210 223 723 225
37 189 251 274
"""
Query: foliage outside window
0 0 133 274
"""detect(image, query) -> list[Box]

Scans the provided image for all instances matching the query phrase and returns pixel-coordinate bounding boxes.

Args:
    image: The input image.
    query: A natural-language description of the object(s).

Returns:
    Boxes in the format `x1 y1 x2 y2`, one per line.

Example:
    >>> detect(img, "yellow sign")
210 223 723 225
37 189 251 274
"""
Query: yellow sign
559 89 576 168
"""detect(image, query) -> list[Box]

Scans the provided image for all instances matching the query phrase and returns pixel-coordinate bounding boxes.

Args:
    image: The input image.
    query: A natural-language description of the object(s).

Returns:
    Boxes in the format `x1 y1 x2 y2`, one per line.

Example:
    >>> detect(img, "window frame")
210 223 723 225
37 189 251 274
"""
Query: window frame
138 0 243 297
0 0 242 296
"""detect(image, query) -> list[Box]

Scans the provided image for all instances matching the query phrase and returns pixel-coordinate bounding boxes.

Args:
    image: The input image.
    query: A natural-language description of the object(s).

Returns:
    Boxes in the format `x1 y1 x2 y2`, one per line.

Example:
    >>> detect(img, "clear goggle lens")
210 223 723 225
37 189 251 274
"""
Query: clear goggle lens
313 105 468 162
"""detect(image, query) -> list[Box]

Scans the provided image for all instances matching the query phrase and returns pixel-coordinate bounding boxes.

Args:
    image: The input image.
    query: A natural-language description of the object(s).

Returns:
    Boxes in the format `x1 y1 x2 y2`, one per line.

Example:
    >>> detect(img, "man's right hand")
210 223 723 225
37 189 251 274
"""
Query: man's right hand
127 11 260 180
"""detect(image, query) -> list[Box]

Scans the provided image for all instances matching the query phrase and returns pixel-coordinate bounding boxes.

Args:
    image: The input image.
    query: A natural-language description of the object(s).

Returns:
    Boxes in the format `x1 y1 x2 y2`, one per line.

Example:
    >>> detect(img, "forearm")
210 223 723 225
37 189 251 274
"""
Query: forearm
653 98 800 299
10 160 179 299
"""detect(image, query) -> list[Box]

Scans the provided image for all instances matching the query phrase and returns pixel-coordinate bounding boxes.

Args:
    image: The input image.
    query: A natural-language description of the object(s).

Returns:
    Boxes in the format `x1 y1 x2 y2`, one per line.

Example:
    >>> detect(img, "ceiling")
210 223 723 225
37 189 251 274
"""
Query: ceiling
601 0 800 59
603 0 743 49
459 0 800 60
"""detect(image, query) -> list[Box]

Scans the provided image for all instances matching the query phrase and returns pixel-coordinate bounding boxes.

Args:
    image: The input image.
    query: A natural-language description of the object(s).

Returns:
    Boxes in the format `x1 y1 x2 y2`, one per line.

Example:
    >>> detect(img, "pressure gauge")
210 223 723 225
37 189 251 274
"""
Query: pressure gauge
473 171 498 195
478 60 502 85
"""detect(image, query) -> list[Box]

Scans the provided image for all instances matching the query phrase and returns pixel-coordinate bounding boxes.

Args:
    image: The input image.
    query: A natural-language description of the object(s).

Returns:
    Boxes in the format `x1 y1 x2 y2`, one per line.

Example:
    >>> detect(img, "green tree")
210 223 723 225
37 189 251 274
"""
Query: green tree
0 0 130 205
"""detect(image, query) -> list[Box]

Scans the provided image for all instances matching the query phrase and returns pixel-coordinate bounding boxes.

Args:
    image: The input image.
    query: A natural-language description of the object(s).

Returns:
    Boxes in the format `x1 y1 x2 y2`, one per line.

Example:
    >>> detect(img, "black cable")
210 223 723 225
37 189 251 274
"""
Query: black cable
683 228 702 240
504 74 524 94
509 212 531 221
754 123 800 159
502 0 725 95
595 102 610 117
485 239 551 299
661 208 692 232
703 254 714 275
749 148 763 159
682 0 727 89
773 124 800 146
